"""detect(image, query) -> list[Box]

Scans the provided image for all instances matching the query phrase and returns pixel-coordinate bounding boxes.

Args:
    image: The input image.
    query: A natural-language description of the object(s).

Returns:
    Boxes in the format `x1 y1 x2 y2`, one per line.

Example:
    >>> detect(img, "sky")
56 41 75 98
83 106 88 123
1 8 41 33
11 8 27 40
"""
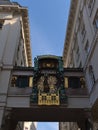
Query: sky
11 0 70 61
37 122 58 130
11 0 70 130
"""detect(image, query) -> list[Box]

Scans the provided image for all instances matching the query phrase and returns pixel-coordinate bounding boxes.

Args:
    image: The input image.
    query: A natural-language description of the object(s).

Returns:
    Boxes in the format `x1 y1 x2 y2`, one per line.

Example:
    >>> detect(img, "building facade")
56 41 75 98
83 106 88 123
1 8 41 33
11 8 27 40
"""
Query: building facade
24 122 37 130
59 122 79 130
0 0 98 130
60 0 98 129
0 0 33 129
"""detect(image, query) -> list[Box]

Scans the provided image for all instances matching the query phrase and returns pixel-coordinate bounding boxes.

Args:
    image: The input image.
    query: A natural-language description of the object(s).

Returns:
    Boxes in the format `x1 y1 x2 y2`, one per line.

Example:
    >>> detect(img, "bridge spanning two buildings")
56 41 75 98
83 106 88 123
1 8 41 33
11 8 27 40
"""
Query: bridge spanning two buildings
0 55 92 130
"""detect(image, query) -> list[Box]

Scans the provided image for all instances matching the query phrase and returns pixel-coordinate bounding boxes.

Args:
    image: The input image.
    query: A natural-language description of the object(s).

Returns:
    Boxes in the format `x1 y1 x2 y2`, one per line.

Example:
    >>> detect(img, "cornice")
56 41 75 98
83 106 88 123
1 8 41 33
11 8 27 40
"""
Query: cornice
63 0 78 63
0 4 32 66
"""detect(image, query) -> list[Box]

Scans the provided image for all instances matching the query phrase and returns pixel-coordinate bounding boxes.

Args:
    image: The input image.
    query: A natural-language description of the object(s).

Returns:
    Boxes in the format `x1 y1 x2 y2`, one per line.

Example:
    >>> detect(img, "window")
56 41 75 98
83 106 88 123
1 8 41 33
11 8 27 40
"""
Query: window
81 23 86 42
68 77 81 89
77 14 82 32
93 9 98 32
85 40 90 54
88 0 95 16
80 14 86 42
16 76 29 88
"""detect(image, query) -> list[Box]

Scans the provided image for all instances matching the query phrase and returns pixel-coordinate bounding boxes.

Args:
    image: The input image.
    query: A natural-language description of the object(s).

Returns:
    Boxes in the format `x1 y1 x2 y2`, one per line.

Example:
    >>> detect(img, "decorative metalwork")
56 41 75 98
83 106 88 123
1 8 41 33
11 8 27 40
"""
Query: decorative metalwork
11 55 86 106
38 92 59 105
30 55 67 106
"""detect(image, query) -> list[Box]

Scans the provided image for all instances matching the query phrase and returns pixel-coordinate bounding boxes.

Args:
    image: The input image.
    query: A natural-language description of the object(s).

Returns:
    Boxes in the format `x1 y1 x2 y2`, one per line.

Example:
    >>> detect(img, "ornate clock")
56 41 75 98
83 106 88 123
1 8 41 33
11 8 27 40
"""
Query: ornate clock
30 55 67 105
